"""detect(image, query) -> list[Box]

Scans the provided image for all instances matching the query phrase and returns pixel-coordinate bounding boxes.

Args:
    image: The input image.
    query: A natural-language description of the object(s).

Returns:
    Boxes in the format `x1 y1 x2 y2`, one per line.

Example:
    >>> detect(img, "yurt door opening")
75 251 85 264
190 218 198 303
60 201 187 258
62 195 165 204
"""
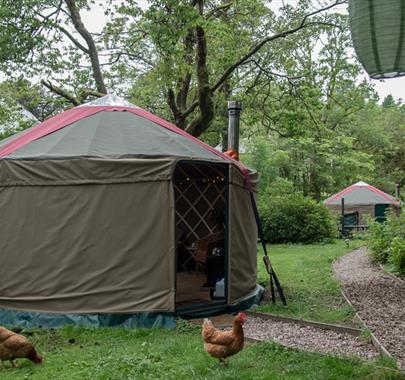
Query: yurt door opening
174 161 228 310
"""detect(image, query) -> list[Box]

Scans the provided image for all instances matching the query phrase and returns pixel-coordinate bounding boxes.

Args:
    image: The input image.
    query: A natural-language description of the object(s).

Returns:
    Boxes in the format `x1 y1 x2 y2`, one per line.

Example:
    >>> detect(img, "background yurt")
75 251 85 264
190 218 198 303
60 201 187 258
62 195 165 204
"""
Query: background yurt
324 181 401 231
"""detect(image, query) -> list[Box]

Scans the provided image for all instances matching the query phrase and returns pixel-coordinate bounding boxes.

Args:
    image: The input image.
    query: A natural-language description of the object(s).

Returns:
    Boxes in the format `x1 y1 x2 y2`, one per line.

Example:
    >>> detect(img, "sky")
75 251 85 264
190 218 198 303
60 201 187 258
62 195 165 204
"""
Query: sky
369 77 404 103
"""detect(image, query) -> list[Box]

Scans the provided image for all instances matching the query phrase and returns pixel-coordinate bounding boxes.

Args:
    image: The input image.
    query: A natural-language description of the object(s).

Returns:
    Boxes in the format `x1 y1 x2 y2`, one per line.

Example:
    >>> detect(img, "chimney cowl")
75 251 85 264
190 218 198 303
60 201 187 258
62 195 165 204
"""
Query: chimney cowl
227 101 242 111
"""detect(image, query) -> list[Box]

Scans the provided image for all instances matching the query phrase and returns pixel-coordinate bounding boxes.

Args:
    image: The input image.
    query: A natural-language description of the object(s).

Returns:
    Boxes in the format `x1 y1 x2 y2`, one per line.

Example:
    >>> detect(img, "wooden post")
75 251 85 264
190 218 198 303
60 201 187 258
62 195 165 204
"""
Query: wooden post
341 197 345 236
395 183 400 199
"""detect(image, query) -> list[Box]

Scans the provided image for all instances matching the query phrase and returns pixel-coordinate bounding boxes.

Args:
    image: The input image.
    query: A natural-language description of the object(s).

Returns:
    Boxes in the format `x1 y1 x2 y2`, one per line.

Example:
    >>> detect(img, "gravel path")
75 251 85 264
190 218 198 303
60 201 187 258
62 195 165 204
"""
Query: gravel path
243 316 378 360
333 247 405 369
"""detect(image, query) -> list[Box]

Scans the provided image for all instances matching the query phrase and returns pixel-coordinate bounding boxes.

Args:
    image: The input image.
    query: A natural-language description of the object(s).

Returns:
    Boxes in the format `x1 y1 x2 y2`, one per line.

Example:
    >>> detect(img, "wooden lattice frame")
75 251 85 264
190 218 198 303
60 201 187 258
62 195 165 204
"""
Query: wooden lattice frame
174 163 226 243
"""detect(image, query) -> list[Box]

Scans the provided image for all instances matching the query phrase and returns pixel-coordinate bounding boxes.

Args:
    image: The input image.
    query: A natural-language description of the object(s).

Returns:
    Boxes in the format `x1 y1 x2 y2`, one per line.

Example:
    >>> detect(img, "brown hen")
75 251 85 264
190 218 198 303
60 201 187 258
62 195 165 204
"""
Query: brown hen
0 326 43 368
202 312 246 363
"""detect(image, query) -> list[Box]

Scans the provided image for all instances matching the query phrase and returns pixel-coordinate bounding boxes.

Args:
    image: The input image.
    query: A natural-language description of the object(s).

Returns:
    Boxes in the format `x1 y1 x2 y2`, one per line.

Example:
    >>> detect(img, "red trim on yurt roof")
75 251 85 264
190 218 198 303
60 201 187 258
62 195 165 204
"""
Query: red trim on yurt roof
0 106 103 158
363 184 397 204
324 186 354 204
0 105 250 182
324 183 398 205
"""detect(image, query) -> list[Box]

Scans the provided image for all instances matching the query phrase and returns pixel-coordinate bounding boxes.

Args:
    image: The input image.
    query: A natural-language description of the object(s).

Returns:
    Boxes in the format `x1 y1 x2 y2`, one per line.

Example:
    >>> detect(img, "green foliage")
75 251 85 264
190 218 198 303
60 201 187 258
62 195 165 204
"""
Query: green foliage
240 12 378 201
367 211 405 275
390 237 405 275
174 318 200 334
0 78 69 142
245 132 374 202
348 100 405 194
382 94 396 109
259 194 336 244
366 221 391 263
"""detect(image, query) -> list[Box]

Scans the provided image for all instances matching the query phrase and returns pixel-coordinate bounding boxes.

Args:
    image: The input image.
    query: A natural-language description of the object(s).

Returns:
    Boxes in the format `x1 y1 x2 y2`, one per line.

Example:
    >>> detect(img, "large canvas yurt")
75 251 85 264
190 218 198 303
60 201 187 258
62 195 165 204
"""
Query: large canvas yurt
324 181 401 227
0 96 262 328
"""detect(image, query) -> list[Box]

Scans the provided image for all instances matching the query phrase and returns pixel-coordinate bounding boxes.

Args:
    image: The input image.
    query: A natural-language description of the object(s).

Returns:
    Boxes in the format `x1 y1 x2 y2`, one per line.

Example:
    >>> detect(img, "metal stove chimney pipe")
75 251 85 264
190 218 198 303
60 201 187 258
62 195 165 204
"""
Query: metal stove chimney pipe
227 101 242 160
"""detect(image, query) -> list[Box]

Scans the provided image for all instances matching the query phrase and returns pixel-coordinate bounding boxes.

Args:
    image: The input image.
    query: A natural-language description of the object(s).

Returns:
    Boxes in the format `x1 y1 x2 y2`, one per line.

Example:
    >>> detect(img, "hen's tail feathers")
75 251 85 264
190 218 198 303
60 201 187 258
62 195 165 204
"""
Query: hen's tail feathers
202 318 216 341
203 318 213 326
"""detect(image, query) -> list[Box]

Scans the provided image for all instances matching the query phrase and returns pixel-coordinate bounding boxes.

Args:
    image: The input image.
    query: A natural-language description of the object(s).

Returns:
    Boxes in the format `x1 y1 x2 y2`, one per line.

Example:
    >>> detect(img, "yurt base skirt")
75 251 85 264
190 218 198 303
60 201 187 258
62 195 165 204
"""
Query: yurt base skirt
0 309 177 329
0 285 264 328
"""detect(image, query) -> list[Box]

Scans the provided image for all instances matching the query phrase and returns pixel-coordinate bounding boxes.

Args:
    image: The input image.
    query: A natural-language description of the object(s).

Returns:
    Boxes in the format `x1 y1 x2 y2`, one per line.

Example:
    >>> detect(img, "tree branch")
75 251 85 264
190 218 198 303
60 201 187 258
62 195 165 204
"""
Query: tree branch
210 0 346 94
32 3 90 53
166 29 195 129
56 24 90 53
167 88 179 118
206 1 233 18
176 29 194 112
252 60 304 81
41 80 80 106
77 88 105 103
182 100 199 119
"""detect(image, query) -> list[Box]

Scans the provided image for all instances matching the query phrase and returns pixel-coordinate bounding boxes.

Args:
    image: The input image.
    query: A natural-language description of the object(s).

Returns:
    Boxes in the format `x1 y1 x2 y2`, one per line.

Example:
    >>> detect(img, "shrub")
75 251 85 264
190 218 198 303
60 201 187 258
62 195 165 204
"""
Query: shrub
366 221 390 263
390 237 405 275
259 194 336 244
367 211 405 275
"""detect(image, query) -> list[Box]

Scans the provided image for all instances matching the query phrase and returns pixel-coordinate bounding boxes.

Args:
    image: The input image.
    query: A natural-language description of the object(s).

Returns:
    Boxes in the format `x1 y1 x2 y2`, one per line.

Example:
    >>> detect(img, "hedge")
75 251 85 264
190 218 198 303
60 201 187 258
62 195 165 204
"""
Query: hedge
259 194 336 244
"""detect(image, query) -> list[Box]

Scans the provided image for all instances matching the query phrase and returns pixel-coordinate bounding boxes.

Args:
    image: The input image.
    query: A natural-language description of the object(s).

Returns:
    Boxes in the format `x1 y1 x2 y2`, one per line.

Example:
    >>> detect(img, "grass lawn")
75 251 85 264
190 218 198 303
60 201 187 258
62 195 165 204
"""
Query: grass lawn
256 239 365 324
1 239 403 378
1 323 402 380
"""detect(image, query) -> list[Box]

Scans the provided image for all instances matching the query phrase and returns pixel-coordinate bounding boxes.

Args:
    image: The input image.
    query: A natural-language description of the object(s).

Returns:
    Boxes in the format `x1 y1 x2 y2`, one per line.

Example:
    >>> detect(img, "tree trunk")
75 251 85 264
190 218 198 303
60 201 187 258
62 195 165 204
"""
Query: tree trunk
185 1 214 137
309 165 321 202
64 0 107 95
219 81 231 151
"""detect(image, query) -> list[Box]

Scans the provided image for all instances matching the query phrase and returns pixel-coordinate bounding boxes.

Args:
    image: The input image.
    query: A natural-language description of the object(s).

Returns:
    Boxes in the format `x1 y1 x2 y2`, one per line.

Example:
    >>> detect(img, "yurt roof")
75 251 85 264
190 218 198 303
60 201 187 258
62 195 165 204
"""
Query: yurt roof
324 181 400 206
0 95 232 163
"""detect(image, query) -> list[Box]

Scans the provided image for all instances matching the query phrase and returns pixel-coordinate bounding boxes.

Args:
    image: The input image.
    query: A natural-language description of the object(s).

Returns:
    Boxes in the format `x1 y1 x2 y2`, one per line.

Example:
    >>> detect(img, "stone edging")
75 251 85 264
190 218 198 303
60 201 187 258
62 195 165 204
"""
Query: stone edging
245 310 404 375
339 290 396 362
246 311 362 336
333 247 403 372
332 248 393 359
378 264 405 285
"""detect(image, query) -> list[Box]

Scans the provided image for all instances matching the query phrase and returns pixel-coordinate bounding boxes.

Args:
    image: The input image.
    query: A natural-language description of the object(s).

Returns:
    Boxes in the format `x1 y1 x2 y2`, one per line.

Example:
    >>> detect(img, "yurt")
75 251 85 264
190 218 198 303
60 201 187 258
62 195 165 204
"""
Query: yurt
324 181 401 228
0 95 262 328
